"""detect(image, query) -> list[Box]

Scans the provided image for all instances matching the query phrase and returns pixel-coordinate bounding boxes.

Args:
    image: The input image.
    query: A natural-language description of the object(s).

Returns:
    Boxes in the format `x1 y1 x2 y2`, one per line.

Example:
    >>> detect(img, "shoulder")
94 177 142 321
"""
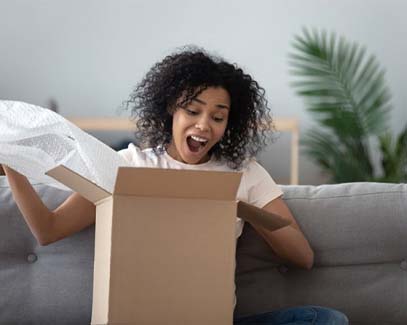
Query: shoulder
240 158 272 189
240 158 270 178
117 143 160 167
241 158 283 207
117 143 143 162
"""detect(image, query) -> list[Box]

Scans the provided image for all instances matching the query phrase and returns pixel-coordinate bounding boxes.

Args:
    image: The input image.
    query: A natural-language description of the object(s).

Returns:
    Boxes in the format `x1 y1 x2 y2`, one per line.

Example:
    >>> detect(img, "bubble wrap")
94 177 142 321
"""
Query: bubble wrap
0 100 131 192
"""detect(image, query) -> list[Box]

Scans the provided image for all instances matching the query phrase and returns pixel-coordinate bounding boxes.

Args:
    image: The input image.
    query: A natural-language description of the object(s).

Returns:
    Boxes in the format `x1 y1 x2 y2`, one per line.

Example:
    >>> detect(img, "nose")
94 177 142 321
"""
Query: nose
195 116 210 132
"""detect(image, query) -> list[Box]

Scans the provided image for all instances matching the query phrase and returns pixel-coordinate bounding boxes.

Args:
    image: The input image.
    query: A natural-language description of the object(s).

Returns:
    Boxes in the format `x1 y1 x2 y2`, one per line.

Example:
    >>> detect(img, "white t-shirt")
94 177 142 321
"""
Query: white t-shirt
118 143 283 238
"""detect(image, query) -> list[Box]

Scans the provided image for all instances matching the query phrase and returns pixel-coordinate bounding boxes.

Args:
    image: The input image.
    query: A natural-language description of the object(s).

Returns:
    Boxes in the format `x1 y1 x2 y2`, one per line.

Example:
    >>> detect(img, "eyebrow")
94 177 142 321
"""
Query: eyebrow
193 98 230 110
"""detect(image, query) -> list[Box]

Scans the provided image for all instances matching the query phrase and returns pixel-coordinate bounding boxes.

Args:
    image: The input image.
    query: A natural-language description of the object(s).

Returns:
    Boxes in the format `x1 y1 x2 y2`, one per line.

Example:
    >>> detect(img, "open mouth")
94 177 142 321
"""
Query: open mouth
186 135 208 153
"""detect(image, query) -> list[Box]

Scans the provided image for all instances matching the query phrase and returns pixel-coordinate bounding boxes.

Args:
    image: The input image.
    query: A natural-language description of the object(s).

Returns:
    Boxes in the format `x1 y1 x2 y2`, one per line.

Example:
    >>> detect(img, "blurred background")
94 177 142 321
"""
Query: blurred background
1 0 406 184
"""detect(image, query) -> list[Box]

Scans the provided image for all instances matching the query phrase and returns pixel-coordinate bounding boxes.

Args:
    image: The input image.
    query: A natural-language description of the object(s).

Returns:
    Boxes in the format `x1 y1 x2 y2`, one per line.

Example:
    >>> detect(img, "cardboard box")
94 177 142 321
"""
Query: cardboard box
47 166 290 325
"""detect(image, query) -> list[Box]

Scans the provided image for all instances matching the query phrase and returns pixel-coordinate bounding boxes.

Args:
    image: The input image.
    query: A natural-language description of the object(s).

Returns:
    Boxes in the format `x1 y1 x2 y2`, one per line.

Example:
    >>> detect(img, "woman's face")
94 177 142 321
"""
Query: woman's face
167 87 230 164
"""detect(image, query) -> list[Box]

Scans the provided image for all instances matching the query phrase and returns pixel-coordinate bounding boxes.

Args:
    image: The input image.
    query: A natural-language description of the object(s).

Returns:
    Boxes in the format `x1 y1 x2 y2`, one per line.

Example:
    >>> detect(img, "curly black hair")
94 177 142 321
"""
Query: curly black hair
124 46 274 169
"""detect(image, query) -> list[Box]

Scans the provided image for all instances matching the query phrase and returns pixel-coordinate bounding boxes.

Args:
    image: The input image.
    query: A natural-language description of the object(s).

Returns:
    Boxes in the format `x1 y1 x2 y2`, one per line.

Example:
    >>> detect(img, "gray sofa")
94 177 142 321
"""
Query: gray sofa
1 176 406 324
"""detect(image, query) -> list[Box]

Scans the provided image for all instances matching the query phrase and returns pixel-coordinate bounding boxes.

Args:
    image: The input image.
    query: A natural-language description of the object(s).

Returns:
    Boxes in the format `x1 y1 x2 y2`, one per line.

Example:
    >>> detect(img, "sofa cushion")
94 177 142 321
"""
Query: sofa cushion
0 177 94 325
235 182 407 324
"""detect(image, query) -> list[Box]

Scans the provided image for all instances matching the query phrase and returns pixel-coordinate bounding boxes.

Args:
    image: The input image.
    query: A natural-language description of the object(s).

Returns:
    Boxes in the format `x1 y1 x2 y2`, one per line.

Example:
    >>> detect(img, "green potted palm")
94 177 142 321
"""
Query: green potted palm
289 28 406 183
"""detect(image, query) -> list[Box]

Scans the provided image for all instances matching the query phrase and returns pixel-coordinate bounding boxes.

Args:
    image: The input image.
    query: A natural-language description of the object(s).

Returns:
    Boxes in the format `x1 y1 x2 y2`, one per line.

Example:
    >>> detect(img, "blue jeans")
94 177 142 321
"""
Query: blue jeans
234 305 349 324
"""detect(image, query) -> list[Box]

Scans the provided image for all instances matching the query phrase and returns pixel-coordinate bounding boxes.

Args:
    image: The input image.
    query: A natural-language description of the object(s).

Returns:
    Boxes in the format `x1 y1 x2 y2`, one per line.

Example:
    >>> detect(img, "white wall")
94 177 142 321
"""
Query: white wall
1 0 406 184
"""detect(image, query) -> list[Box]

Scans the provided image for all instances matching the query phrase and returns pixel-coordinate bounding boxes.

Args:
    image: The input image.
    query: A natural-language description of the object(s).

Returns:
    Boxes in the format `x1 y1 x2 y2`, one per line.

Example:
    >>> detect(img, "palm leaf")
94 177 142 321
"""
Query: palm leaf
289 28 395 182
377 126 407 182
302 129 373 182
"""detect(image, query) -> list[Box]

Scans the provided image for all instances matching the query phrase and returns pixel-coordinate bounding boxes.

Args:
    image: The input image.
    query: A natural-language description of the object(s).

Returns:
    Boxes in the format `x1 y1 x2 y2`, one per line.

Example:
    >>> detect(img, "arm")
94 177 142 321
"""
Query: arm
250 196 314 269
2 165 96 246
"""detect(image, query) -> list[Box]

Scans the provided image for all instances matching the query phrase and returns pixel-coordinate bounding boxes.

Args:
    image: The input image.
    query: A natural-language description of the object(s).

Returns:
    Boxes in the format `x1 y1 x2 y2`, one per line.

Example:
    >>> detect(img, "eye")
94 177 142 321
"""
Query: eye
184 108 198 115
213 116 225 123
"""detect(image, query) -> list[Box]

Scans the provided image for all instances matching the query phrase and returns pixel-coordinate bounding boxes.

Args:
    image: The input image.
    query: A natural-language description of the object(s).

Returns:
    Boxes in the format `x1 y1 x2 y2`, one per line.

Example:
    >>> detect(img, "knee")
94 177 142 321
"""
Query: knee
329 310 349 325
311 306 349 325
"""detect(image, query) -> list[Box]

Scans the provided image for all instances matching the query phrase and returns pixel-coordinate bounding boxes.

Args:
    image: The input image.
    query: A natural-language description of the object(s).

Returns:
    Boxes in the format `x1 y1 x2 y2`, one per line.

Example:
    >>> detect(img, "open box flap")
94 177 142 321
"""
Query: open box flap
46 165 111 204
237 201 291 231
113 167 242 201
